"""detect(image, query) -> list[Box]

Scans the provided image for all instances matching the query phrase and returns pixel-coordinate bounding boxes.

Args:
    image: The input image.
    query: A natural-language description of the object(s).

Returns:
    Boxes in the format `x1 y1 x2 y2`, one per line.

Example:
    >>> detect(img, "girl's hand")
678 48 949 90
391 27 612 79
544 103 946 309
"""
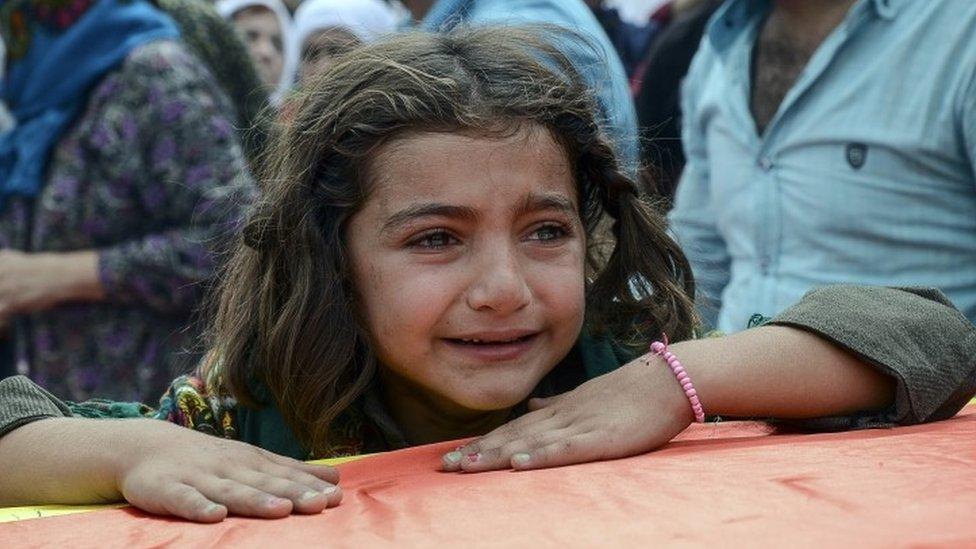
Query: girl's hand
117 421 342 523
442 355 694 472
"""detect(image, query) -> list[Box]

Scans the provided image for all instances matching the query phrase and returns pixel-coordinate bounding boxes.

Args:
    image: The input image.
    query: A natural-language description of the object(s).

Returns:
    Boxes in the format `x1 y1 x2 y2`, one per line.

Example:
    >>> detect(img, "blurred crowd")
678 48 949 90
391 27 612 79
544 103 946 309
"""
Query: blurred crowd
1 0 974 403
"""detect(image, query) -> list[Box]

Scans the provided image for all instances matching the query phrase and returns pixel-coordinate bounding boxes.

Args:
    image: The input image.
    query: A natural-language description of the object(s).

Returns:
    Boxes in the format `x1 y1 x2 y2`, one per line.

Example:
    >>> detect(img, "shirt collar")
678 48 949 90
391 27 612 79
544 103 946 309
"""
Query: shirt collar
705 0 767 54
706 0 906 54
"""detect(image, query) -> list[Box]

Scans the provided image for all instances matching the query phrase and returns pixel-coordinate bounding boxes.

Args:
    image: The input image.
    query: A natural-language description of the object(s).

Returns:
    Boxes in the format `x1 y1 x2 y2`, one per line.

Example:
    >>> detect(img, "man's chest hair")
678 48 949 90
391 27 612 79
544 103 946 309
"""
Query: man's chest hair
750 19 818 134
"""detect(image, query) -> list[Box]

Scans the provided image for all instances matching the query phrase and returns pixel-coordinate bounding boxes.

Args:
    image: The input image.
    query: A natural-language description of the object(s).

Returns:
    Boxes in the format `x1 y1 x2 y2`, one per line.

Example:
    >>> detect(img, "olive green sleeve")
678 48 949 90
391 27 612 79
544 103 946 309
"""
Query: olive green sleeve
768 285 976 430
0 375 73 438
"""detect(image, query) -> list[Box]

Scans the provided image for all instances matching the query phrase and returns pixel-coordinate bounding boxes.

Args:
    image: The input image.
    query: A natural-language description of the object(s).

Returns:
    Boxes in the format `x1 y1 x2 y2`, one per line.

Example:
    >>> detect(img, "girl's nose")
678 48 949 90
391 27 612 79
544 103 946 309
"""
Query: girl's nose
465 245 531 314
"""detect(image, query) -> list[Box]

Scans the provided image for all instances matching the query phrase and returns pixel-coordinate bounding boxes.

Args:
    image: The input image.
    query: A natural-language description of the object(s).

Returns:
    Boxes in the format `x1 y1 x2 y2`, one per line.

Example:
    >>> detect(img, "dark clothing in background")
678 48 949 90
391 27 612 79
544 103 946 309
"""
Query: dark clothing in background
0 337 12 380
636 0 722 201
591 5 661 80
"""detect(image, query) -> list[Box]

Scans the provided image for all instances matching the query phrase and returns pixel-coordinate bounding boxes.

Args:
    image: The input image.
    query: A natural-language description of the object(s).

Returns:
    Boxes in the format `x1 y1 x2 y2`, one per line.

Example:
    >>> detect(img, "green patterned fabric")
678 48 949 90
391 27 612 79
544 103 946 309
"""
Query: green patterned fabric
62 373 385 459
65 375 239 438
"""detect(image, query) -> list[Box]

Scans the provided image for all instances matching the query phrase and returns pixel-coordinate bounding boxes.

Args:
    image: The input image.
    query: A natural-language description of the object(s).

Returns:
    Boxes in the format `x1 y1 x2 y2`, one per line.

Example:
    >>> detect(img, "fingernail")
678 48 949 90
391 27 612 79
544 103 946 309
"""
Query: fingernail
204 503 223 515
321 485 338 495
266 496 287 506
512 453 531 467
299 491 321 503
443 451 462 465
466 452 481 463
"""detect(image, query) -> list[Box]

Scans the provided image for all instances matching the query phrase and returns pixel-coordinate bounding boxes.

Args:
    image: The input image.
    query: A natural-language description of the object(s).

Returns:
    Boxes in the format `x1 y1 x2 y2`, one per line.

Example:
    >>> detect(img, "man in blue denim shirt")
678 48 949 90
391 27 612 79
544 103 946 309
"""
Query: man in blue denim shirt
670 0 976 331
398 0 639 173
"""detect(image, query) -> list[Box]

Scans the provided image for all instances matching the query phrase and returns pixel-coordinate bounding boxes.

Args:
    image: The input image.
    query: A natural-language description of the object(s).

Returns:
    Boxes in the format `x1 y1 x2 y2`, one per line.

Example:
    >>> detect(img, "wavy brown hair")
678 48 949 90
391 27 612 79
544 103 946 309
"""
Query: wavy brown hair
205 26 697 456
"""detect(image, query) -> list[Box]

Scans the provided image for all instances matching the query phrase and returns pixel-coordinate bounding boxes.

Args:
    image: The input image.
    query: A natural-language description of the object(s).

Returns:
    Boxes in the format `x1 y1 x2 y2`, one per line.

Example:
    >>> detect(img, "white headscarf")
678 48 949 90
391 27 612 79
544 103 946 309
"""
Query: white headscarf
216 0 295 104
289 0 400 83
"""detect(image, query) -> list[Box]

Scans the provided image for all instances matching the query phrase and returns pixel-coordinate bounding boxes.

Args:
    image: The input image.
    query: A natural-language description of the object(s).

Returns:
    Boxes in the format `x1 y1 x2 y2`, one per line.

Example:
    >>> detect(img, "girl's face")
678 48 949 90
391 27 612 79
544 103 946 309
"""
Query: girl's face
347 127 586 416
233 7 284 88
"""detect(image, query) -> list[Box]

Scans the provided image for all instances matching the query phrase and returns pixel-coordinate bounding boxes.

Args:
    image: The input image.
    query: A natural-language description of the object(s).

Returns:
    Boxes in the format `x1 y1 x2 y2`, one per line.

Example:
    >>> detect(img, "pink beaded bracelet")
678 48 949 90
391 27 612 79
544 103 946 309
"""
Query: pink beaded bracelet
649 334 705 423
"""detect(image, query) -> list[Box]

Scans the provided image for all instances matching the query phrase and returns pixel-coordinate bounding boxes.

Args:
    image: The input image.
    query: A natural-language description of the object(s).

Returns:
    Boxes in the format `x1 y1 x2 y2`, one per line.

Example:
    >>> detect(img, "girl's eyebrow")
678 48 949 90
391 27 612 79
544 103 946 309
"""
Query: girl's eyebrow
512 192 578 219
381 203 479 234
381 193 577 235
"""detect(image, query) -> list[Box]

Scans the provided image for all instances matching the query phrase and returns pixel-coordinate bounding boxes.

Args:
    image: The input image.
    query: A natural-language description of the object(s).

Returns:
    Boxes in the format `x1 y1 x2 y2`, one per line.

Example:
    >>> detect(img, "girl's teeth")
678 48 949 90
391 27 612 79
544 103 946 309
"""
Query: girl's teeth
460 337 524 344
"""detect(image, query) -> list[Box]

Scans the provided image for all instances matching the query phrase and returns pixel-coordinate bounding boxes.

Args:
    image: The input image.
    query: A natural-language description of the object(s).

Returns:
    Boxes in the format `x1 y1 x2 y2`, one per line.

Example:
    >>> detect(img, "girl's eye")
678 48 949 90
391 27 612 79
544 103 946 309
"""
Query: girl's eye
528 224 569 242
408 230 459 249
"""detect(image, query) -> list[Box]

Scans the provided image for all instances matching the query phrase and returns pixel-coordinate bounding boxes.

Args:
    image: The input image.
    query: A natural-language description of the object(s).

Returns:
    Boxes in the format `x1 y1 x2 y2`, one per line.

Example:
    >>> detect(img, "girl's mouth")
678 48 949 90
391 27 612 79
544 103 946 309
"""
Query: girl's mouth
453 334 534 345
442 333 539 362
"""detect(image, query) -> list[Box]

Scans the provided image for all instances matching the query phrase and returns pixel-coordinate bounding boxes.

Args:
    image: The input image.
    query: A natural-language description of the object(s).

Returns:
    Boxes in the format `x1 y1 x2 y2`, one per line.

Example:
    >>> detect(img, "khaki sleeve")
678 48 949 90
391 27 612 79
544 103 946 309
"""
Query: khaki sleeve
0 376 73 438
768 285 976 430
